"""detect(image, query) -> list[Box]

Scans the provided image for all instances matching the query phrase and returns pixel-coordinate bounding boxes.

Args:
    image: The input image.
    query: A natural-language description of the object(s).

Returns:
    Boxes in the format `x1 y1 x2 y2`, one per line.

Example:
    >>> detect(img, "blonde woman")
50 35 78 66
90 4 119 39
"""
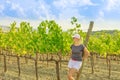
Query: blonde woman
67 34 90 80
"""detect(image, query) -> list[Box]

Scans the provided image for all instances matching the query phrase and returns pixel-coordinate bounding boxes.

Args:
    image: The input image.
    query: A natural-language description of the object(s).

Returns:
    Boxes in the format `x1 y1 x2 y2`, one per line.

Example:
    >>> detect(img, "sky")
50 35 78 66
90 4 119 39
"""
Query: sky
0 0 120 31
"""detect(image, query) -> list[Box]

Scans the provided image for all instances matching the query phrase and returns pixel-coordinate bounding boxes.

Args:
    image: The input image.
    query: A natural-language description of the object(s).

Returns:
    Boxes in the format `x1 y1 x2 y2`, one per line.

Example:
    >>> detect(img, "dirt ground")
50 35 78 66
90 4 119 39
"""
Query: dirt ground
0 55 120 80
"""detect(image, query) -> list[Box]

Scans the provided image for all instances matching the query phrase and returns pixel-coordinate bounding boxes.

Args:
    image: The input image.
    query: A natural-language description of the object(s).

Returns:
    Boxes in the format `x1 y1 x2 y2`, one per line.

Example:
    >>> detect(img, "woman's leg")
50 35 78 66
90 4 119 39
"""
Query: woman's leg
68 68 77 80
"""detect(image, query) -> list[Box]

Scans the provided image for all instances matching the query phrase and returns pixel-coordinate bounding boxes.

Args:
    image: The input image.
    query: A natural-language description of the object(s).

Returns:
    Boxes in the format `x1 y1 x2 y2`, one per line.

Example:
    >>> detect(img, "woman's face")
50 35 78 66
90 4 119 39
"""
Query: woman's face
73 37 79 43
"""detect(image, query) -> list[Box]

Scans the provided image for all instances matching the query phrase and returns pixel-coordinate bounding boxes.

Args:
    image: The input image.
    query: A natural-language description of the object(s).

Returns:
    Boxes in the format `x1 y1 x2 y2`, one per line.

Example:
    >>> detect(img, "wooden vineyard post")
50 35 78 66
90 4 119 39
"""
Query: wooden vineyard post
17 56 21 76
90 52 94 74
0 53 2 61
58 51 62 69
25 55 28 64
108 59 111 79
4 54 7 73
106 53 109 68
0 54 1 61
0 49 1 61
47 53 49 66
55 60 60 80
76 21 94 80
107 54 111 79
35 52 38 80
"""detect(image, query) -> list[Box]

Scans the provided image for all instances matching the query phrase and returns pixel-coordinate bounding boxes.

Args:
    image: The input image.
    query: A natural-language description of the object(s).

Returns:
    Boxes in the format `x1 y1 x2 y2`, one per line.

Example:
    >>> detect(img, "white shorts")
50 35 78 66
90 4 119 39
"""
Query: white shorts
68 59 82 71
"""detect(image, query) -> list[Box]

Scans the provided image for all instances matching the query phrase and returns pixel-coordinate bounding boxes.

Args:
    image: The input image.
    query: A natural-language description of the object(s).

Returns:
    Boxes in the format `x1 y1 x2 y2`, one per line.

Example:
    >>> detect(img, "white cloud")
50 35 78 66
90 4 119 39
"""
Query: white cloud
96 10 105 21
38 1 55 20
99 11 104 17
58 8 85 20
11 3 26 17
0 17 120 32
6 0 11 4
0 5 4 15
0 17 41 28
94 20 120 31
3 0 56 20
106 0 120 11
81 0 97 5
95 0 120 23
30 0 56 20
53 0 97 9
53 0 98 23
5 0 26 17
0 0 120 32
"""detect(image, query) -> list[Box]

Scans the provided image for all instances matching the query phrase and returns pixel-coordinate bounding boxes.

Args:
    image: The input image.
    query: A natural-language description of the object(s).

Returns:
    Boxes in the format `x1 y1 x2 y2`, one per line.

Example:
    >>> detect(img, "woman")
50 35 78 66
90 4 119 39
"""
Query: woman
67 33 90 80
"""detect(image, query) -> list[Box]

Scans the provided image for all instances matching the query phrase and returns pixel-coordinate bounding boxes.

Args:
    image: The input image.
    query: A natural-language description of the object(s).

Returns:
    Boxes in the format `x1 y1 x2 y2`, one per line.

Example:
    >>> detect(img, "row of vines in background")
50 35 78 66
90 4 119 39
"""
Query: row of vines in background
88 30 120 56
88 30 120 79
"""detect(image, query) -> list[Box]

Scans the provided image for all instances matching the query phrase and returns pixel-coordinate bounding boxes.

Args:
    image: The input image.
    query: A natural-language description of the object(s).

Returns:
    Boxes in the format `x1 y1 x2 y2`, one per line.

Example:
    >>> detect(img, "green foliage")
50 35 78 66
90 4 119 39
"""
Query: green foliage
0 18 120 57
88 30 120 57
0 19 82 56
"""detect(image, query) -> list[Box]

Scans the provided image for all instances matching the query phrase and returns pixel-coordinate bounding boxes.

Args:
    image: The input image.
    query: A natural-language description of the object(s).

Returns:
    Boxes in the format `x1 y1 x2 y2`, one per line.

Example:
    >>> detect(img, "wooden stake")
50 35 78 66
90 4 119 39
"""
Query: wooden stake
35 52 38 80
55 61 60 80
76 21 94 80
4 55 7 72
17 56 21 76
